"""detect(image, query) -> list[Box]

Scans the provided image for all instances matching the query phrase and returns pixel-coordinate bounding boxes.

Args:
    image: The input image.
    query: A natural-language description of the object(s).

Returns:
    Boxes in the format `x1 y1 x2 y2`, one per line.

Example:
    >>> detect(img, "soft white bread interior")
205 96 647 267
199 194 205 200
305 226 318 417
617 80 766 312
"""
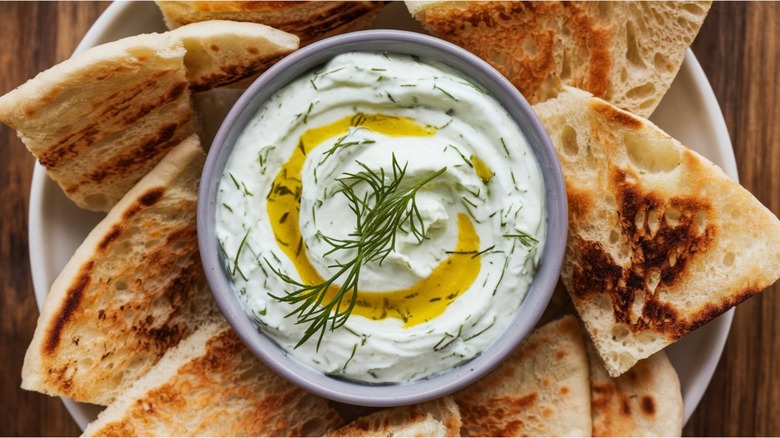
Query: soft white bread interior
155 1 387 46
533 87 780 376
0 33 196 212
589 347 683 437
327 397 462 437
406 1 711 117
453 315 591 437
168 20 299 91
82 318 344 437
21 135 214 406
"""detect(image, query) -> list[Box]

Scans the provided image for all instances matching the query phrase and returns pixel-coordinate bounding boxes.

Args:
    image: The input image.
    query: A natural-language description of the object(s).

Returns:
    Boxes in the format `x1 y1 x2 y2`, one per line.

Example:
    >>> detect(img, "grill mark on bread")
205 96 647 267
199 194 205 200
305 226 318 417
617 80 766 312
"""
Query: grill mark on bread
641 396 655 416
43 194 199 383
190 55 286 92
44 261 94 354
101 190 165 252
122 187 166 220
169 1 385 45
591 99 643 128
415 2 562 100
275 2 383 43
98 227 122 251
140 188 165 206
568 166 718 338
63 118 191 196
36 75 189 170
415 1 615 103
564 2 612 96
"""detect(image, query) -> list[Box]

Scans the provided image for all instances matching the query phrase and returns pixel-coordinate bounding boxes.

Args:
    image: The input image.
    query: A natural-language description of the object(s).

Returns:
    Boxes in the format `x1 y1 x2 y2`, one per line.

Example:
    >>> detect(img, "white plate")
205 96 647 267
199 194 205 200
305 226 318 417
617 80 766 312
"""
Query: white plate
28 1 735 431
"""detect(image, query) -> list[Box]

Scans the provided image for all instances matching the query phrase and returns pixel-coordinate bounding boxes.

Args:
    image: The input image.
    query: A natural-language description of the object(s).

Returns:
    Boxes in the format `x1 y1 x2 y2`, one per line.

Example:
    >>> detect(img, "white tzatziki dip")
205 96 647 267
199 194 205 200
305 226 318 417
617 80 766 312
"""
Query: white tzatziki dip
216 52 546 383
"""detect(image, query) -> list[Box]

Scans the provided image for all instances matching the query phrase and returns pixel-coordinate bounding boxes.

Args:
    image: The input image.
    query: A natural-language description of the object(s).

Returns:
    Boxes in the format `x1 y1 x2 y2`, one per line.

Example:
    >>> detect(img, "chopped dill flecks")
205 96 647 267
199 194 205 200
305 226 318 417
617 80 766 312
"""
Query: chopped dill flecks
342 343 358 372
446 144 473 168
459 80 487 95
472 245 496 259
303 102 314 124
229 172 241 190
464 317 496 341
503 230 539 248
241 181 253 196
433 84 458 101
232 228 251 281
492 257 511 296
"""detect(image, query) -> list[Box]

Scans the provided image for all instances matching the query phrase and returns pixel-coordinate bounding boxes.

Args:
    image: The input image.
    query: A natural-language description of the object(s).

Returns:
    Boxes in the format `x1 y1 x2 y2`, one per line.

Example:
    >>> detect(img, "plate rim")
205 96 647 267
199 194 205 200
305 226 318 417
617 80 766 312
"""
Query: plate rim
26 0 735 430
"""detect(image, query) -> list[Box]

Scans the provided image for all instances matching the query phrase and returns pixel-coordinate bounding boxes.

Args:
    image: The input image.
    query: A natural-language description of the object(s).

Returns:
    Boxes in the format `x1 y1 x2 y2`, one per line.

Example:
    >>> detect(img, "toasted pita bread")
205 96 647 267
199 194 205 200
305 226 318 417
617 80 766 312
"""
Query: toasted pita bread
0 22 296 211
327 397 461 437
169 20 299 92
21 135 216 406
82 317 344 437
156 1 387 46
533 87 780 377
454 315 591 437
0 32 196 212
406 1 710 117
589 347 682 437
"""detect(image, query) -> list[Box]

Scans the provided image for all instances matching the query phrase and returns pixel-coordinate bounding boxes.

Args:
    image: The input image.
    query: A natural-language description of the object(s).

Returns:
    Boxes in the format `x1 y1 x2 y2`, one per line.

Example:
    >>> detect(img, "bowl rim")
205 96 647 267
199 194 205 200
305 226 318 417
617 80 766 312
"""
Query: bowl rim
198 29 568 407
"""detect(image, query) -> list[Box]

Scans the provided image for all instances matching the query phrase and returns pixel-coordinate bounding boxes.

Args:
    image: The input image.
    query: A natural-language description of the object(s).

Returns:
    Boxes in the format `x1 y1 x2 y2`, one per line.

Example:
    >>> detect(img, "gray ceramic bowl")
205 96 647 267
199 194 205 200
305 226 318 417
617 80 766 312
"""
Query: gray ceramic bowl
198 30 567 407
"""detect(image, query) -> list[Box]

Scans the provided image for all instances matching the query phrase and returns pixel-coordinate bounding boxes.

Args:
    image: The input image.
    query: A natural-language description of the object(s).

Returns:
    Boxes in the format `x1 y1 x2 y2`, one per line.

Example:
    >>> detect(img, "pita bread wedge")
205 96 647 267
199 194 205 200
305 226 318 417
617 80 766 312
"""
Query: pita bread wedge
589 347 682 437
0 21 296 212
82 318 344 437
0 32 196 212
327 397 462 437
454 315 591 437
156 1 388 46
21 135 216 406
168 20 299 92
533 87 780 377
406 1 711 117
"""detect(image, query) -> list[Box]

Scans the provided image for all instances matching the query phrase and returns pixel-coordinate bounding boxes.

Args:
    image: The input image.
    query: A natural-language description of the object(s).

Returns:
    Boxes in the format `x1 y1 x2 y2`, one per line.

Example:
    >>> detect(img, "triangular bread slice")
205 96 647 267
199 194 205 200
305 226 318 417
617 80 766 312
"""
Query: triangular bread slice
22 135 216 406
0 32 196 212
82 317 344 437
453 315 591 437
589 347 682 437
406 1 711 117
0 22 297 212
155 1 387 46
533 87 780 377
168 20 299 91
327 397 462 437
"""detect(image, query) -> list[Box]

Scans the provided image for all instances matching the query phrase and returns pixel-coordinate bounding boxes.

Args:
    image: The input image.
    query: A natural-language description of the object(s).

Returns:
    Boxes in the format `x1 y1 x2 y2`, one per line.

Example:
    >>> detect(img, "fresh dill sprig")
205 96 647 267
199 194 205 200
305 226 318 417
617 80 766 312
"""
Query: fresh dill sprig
269 156 447 349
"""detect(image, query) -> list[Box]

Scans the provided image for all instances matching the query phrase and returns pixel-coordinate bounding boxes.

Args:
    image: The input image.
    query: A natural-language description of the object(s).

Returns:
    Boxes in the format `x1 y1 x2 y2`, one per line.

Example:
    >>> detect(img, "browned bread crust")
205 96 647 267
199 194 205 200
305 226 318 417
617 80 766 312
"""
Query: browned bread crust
83 318 344 437
156 1 388 46
21 135 215 406
534 87 780 376
0 33 196 212
407 1 711 117
589 347 683 436
454 315 591 437
327 397 462 437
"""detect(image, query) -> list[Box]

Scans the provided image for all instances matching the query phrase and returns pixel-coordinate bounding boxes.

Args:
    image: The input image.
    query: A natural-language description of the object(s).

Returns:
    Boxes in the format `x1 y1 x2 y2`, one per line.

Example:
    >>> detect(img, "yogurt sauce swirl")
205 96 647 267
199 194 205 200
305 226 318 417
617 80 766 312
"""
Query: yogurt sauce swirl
216 52 546 383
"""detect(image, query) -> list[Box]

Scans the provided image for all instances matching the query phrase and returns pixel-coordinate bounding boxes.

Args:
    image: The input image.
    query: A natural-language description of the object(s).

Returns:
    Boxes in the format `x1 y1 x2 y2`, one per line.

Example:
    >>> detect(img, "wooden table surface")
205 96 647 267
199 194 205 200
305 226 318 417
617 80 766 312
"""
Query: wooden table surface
1 2 778 436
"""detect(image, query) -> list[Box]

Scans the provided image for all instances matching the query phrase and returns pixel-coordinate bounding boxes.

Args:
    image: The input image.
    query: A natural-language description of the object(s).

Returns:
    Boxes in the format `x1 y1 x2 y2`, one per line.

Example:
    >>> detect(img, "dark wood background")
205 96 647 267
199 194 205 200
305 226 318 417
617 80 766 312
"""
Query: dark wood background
1 2 777 436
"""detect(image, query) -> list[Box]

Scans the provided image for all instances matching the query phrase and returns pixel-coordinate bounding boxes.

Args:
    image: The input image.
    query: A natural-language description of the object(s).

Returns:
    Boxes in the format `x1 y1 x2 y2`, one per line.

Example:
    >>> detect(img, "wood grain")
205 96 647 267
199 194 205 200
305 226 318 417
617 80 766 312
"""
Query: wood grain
685 2 780 436
0 4 110 436
0 2 777 436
